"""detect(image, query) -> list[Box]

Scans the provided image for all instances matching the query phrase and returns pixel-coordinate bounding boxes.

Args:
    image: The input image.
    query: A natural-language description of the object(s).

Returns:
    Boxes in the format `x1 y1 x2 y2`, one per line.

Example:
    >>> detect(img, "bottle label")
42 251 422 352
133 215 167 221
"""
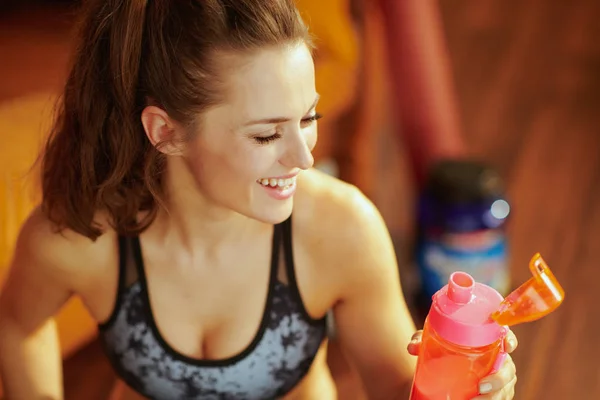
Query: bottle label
417 230 510 298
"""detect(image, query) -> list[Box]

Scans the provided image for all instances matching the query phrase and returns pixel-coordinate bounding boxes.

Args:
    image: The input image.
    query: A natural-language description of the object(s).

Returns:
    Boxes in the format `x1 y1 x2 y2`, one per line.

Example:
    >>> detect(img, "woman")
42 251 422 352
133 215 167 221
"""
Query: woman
0 0 517 399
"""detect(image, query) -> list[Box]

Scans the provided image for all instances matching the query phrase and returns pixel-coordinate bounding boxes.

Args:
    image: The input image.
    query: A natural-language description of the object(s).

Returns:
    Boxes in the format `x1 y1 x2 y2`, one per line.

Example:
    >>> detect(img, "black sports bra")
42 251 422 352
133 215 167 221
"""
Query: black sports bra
98 217 327 399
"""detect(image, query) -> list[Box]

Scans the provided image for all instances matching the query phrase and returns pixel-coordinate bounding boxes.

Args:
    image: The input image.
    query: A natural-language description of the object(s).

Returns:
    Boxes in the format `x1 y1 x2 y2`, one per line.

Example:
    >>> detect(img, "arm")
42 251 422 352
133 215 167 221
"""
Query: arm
375 0 466 184
0 210 75 399
331 187 418 399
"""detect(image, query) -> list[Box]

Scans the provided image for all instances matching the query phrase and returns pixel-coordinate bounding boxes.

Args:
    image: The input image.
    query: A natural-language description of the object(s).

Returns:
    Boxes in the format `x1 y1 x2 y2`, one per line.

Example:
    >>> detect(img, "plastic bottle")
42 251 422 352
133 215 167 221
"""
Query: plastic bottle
415 160 511 308
410 253 565 399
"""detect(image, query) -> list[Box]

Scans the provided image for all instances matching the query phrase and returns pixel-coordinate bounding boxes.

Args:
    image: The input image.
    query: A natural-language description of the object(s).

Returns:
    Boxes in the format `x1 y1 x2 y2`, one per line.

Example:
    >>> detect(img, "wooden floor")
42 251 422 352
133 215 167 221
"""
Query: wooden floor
2 0 600 399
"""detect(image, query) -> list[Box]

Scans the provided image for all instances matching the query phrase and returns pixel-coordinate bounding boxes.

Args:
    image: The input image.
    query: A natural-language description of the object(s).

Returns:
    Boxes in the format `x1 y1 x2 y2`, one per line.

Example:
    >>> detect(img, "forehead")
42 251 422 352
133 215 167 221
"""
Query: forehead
223 43 317 120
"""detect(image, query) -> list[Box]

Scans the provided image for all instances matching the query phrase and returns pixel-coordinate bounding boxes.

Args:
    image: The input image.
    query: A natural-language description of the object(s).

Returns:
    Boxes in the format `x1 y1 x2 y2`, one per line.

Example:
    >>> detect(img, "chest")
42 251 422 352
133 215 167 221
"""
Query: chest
144 252 275 360
94 220 337 398
101 279 328 399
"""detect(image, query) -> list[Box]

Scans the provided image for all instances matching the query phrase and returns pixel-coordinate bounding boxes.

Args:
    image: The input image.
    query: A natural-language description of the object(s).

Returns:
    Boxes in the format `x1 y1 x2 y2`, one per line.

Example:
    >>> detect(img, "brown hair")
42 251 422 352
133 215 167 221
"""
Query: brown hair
41 0 311 241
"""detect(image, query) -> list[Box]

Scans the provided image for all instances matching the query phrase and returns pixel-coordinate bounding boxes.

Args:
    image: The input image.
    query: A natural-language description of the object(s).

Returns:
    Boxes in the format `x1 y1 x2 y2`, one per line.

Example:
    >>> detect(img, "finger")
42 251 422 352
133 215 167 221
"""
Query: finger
471 375 517 400
503 329 518 353
407 330 423 356
407 341 420 356
477 355 516 395
411 330 423 342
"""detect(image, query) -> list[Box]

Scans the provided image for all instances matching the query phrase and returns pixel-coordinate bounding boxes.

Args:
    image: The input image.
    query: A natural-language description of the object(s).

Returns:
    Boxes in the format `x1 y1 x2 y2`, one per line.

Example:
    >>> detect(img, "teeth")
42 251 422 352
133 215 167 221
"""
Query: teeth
257 176 296 189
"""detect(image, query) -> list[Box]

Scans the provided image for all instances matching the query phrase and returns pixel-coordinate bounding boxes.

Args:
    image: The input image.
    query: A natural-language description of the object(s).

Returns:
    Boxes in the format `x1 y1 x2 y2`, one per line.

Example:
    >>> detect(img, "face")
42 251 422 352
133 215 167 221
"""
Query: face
179 43 318 224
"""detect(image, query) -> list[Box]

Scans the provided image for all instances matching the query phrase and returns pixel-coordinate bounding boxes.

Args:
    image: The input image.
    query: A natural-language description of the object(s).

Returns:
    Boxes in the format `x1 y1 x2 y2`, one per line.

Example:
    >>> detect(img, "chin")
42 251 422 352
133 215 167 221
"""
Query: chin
252 200 294 225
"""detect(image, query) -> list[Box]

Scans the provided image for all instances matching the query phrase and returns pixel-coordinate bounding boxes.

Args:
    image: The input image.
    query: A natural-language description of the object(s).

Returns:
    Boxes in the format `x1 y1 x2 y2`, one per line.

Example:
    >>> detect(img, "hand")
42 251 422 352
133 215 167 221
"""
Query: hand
407 329 519 399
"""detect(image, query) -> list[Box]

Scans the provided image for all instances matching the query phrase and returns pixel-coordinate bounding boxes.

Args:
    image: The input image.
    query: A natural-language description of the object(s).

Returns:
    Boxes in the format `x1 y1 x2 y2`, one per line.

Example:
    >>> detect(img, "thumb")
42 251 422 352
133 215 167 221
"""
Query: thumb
407 330 423 356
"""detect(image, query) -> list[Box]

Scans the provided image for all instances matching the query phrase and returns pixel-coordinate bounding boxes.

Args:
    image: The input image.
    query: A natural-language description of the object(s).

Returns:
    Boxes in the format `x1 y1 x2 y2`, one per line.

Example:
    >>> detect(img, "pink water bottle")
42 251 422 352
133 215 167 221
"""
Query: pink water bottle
410 253 565 399
409 271 508 399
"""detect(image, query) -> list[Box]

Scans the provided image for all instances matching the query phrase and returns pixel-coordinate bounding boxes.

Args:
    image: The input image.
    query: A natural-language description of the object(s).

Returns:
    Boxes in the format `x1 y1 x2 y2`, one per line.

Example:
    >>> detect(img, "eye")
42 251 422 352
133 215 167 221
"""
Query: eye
300 113 323 128
254 132 282 145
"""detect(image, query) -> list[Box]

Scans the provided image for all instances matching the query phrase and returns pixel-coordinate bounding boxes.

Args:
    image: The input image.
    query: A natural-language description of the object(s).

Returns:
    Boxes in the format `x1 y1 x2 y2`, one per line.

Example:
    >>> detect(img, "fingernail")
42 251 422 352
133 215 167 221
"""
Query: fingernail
479 382 493 394
508 338 517 349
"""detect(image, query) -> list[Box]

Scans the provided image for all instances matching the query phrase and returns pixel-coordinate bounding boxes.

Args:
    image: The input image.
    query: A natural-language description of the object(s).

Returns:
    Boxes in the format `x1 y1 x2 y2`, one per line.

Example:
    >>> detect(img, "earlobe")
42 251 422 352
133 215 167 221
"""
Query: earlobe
140 105 185 156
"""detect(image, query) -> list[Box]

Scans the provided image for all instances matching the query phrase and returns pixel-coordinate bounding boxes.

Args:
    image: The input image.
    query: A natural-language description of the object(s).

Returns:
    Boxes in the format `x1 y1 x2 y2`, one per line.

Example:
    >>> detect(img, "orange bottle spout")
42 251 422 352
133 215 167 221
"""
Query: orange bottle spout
491 253 565 326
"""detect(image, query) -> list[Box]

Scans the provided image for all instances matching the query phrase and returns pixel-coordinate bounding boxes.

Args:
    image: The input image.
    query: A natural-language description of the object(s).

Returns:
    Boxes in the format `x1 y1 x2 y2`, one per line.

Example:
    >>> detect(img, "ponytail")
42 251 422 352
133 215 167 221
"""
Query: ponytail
41 0 155 240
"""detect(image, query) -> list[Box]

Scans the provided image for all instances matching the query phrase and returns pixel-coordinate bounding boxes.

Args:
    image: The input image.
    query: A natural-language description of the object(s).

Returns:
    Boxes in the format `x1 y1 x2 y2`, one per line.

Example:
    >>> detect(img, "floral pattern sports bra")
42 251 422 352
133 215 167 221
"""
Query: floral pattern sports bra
98 217 327 399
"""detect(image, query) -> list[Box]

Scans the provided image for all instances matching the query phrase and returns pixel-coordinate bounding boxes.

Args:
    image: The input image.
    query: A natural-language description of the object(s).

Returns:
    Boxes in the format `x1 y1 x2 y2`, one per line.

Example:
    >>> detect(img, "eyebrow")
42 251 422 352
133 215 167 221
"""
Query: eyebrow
243 94 320 126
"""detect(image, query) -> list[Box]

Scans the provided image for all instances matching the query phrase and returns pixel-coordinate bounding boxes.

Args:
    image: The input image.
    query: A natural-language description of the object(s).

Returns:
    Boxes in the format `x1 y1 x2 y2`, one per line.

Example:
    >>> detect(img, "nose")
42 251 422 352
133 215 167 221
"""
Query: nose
280 129 314 170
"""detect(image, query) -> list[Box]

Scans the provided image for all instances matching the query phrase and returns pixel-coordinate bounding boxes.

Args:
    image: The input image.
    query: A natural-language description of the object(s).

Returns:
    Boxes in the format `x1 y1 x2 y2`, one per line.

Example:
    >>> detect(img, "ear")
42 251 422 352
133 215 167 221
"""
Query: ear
141 106 186 156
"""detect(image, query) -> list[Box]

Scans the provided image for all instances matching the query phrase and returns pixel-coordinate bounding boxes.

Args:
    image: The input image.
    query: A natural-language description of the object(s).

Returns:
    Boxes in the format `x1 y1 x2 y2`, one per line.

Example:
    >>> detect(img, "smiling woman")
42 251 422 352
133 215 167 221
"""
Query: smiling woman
0 1 518 400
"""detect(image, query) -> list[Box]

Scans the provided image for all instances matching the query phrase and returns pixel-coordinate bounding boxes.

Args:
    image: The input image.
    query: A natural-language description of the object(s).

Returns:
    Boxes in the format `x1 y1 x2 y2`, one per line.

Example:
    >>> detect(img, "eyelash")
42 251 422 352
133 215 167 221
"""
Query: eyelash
254 113 323 145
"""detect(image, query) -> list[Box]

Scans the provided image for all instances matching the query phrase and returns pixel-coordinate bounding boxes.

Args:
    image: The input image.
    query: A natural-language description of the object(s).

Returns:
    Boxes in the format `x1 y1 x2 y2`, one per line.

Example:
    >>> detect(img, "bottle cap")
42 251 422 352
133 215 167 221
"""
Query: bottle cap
491 253 565 326
428 272 507 347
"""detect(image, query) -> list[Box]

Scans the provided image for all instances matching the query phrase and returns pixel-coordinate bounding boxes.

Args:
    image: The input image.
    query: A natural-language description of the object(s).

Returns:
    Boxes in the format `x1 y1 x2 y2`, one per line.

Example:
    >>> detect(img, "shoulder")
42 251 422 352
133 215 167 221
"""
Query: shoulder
294 168 382 234
293 169 396 290
12 207 118 291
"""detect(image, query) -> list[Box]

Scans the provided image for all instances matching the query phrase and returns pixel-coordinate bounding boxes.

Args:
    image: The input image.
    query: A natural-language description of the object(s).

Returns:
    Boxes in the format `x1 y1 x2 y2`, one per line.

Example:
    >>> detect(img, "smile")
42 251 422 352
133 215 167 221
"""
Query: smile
256 176 296 190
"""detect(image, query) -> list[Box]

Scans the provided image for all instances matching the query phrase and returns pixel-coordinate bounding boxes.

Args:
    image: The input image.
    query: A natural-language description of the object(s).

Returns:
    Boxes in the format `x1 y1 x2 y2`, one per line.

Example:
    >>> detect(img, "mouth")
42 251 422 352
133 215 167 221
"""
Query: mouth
256 176 297 190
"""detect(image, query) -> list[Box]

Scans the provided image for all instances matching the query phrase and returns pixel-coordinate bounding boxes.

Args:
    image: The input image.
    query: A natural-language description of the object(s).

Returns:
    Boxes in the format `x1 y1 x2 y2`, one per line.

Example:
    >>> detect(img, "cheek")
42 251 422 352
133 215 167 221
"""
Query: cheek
184 145 235 185
239 147 279 178
188 144 267 185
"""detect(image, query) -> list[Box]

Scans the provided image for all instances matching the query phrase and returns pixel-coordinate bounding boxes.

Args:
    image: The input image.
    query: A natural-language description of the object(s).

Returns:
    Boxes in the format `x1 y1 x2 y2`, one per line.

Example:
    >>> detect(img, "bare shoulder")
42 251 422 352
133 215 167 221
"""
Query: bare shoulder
294 168 381 231
10 207 117 291
0 208 118 331
293 169 396 291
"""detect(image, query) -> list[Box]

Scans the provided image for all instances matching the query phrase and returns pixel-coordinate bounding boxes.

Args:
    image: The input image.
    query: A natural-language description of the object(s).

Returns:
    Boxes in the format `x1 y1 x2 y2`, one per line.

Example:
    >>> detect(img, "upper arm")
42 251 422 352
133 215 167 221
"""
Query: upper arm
329 187 417 398
0 209 76 333
0 210 103 398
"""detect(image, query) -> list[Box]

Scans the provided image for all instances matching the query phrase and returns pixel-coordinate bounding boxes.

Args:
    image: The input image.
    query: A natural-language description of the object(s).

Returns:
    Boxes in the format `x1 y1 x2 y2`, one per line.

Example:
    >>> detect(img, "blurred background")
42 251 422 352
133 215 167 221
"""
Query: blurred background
1 0 599 398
